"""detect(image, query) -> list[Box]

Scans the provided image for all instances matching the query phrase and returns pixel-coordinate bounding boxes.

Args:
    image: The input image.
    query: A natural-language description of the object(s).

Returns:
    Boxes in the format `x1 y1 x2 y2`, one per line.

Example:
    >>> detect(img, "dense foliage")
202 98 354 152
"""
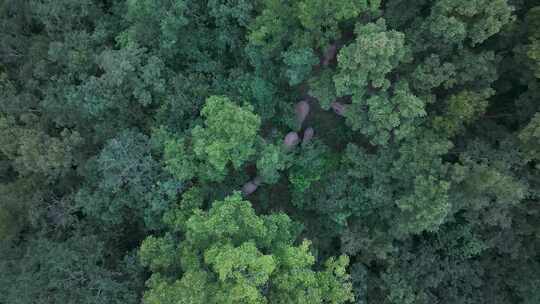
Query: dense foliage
1 0 540 303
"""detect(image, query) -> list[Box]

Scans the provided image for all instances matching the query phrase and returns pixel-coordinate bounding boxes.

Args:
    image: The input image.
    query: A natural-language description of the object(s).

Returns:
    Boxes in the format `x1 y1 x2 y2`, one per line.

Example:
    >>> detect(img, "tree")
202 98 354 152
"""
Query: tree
140 192 354 304
0 114 83 180
343 81 426 145
334 19 409 99
520 113 540 163
329 19 428 145
256 142 291 184
193 96 261 173
526 6 540 78
282 48 319 86
121 0 189 53
308 69 337 110
76 129 159 227
0 234 141 304
165 96 261 182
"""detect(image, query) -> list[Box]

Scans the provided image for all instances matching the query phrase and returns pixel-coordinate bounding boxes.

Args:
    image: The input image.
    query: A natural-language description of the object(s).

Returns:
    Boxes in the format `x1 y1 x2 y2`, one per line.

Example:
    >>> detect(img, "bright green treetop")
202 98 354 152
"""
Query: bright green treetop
164 96 261 182
140 192 354 304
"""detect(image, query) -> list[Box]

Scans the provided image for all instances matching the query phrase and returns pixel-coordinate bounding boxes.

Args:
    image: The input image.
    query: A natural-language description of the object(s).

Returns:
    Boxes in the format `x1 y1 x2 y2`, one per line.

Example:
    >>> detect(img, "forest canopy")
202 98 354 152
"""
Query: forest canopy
1 0 540 303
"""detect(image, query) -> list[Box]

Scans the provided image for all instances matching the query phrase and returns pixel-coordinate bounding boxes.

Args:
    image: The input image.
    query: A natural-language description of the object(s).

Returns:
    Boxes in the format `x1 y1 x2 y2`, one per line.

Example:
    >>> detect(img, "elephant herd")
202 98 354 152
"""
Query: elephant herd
242 43 346 196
